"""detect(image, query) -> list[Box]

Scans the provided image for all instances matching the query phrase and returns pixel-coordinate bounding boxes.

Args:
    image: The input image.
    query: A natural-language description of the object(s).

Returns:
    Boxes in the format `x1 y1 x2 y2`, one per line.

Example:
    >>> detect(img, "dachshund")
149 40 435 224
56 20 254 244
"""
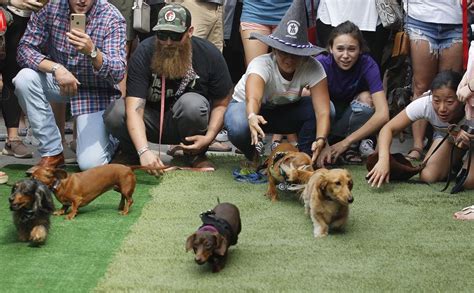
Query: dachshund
9 178 55 245
281 166 354 238
185 202 242 272
31 164 162 220
260 142 313 202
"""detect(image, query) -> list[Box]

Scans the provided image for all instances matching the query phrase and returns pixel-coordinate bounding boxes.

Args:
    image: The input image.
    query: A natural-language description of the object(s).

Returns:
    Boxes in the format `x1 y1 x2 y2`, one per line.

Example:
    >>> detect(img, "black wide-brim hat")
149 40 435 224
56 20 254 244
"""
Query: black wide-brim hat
250 0 325 57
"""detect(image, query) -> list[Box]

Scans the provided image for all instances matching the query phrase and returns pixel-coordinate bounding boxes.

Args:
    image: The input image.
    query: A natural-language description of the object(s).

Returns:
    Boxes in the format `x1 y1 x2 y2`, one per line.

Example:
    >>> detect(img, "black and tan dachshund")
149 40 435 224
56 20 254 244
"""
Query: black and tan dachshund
185 202 242 272
9 179 55 246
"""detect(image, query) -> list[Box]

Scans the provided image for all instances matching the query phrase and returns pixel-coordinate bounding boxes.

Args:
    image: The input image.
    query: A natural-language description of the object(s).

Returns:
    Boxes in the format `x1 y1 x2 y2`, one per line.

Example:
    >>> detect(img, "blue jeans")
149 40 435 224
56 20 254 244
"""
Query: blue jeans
224 96 316 160
13 68 117 170
331 100 375 138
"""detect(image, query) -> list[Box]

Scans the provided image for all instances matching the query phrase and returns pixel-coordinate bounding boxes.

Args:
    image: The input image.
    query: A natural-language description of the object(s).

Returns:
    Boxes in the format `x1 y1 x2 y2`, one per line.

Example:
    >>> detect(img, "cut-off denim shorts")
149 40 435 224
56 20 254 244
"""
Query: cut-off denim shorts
405 15 462 55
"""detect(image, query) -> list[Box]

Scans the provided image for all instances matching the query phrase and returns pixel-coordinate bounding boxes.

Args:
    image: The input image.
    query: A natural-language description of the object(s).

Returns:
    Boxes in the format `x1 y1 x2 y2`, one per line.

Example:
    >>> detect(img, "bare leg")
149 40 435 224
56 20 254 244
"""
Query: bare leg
240 28 270 66
408 39 437 160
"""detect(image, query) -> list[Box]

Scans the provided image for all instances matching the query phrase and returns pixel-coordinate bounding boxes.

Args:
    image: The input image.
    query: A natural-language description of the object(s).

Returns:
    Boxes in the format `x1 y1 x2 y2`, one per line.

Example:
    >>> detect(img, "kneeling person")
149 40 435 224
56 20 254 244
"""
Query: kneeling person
104 4 233 172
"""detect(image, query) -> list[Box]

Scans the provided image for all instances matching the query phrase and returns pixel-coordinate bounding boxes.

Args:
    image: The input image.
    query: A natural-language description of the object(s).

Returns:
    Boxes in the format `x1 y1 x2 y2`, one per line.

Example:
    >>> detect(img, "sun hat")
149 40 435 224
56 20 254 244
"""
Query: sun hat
250 0 325 57
152 3 191 33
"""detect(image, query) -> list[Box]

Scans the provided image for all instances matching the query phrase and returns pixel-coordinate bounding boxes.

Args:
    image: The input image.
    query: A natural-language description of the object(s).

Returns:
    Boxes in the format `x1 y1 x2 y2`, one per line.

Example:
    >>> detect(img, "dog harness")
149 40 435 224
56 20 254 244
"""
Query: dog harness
199 210 238 245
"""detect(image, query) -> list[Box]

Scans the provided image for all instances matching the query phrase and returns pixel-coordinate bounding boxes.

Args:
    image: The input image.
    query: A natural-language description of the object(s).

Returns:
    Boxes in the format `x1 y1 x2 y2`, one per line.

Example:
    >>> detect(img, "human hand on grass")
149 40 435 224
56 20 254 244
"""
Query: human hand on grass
366 159 390 188
140 151 164 176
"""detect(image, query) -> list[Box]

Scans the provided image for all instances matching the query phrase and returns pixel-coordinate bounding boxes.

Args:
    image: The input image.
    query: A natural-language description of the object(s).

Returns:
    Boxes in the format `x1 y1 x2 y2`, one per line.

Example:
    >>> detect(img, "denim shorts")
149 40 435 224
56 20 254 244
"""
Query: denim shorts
406 16 462 54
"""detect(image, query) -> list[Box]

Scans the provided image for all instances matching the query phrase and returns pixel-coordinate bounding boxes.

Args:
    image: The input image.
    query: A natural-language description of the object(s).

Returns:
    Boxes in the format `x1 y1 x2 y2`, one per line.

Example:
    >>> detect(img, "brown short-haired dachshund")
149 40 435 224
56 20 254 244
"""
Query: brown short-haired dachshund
185 202 242 272
31 164 161 220
262 142 313 202
9 179 55 245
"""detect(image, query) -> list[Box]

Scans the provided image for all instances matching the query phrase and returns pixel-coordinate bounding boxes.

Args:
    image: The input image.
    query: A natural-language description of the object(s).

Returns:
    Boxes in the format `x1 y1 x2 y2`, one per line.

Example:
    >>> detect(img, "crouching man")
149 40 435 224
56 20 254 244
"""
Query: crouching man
14 0 126 173
104 4 233 172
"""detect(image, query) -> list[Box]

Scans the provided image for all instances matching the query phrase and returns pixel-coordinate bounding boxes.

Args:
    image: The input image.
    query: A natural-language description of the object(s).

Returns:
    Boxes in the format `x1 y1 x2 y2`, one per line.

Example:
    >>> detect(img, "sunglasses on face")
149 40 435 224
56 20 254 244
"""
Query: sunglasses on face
156 30 185 42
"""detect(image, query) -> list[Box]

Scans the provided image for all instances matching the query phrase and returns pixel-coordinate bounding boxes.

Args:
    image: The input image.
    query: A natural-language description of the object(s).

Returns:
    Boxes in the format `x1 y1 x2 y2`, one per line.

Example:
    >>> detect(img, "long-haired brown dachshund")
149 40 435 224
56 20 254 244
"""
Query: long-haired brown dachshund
261 143 313 202
9 179 55 245
31 164 162 220
282 166 354 238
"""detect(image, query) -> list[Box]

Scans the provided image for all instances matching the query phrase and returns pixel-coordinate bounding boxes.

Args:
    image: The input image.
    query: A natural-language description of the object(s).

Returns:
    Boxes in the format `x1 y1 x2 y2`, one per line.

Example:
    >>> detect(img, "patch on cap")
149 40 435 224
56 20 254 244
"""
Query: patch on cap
152 4 190 33
286 20 300 38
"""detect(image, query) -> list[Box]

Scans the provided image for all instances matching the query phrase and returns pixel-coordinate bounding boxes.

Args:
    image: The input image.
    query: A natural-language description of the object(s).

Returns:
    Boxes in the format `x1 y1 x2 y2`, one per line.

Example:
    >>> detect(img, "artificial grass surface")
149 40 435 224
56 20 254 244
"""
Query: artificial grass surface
1 157 473 292
0 164 158 293
94 156 474 292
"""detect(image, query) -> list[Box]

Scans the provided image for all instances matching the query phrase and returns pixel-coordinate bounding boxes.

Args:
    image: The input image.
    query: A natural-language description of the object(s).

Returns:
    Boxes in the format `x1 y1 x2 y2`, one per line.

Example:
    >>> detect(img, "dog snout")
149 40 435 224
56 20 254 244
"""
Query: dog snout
194 257 206 265
348 195 354 204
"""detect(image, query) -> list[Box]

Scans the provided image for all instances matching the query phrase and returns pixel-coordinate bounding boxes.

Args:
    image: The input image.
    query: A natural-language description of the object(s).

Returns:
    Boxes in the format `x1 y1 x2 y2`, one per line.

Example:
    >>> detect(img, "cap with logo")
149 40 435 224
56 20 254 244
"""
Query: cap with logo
152 4 191 33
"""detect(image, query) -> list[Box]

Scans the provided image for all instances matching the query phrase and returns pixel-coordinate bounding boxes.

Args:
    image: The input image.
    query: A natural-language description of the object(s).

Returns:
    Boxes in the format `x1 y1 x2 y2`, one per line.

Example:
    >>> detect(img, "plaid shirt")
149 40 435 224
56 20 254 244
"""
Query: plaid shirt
17 0 126 116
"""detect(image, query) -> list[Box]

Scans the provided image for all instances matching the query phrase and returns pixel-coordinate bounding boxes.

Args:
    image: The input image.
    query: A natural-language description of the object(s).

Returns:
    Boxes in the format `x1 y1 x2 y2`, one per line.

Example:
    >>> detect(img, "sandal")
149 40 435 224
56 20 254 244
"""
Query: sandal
338 149 363 165
0 171 8 184
453 205 474 221
208 141 232 152
405 147 424 161
232 168 267 184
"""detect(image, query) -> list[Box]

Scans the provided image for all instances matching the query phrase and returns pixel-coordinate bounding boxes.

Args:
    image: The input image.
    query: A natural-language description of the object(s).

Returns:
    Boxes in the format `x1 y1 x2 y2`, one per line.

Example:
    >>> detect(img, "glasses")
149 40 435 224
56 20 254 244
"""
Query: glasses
156 30 185 42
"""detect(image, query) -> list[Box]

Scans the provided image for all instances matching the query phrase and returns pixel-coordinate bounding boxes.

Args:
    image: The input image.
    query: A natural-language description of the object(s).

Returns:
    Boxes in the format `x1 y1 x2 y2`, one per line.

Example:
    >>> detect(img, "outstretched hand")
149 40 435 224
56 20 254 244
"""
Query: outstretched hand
10 0 44 12
366 160 390 188
248 114 267 145
179 135 213 155
139 150 164 176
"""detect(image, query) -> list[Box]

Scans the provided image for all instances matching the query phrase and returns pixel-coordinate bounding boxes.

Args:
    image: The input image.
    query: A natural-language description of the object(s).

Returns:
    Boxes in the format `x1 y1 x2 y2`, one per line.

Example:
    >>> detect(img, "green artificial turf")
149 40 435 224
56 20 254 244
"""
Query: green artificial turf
1 157 473 292
94 156 474 292
0 164 159 293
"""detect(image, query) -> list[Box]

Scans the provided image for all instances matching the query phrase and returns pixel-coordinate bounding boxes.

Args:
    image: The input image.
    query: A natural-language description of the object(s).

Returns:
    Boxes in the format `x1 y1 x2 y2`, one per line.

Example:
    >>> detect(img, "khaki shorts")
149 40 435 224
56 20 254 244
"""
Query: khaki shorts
181 0 223 51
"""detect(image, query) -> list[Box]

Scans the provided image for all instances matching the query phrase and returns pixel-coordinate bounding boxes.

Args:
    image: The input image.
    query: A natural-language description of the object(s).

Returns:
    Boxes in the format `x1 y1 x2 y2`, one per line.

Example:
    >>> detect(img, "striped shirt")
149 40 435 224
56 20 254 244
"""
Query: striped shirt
17 0 126 116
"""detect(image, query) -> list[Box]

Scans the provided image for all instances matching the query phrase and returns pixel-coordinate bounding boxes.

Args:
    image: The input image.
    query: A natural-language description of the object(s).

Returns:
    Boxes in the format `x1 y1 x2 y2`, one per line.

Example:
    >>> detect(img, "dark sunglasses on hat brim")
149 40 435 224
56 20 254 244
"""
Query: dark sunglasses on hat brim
156 30 186 42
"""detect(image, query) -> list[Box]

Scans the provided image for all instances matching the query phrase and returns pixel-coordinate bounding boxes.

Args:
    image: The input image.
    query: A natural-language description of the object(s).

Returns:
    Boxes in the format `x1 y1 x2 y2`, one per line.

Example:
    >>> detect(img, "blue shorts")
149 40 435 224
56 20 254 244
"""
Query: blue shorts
406 16 462 55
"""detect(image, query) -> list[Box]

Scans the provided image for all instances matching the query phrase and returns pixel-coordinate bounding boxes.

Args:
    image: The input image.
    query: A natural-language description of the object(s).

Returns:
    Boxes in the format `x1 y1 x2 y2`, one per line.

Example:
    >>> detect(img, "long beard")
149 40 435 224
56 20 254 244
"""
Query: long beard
151 37 192 79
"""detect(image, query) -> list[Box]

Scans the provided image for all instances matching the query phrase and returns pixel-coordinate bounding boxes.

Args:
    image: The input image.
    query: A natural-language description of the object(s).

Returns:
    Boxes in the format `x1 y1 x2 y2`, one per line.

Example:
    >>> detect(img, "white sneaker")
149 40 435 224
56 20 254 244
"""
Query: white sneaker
215 130 228 142
359 139 375 158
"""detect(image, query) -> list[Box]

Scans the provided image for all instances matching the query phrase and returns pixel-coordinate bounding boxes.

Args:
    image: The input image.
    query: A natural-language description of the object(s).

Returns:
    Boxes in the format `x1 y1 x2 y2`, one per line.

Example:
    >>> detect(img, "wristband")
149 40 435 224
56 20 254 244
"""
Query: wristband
315 136 327 146
137 146 150 157
247 112 257 120
468 81 474 93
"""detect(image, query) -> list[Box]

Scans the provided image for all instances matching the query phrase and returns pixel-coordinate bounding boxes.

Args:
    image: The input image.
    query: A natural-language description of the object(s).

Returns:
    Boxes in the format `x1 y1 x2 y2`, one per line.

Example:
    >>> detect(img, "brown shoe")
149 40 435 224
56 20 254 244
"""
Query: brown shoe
110 150 140 165
26 153 65 175
189 154 215 170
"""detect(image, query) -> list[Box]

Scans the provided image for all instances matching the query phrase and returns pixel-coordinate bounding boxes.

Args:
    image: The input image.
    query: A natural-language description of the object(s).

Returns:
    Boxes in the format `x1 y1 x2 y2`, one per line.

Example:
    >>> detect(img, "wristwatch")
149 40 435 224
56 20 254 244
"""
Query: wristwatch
51 63 62 76
89 46 98 59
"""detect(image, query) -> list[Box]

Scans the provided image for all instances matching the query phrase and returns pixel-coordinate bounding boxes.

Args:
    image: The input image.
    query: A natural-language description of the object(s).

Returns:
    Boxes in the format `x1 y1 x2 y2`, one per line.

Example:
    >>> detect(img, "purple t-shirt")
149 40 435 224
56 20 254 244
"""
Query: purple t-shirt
316 53 383 117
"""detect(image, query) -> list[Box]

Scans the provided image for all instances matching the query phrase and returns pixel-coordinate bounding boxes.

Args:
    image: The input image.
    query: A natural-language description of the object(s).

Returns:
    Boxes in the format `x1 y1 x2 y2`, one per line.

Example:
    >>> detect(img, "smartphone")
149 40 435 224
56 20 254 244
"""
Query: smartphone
70 13 86 32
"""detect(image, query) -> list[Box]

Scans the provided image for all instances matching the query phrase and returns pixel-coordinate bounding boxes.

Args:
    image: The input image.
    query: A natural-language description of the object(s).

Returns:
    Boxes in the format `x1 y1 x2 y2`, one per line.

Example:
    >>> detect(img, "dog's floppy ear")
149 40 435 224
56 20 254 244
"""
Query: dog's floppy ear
37 184 55 213
53 169 68 180
185 233 196 252
213 234 228 256
318 173 328 191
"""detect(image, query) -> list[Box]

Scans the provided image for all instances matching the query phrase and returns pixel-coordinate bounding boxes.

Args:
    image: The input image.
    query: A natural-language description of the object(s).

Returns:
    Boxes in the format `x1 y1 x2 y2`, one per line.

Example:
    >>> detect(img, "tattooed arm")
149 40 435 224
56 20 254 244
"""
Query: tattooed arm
125 96 165 173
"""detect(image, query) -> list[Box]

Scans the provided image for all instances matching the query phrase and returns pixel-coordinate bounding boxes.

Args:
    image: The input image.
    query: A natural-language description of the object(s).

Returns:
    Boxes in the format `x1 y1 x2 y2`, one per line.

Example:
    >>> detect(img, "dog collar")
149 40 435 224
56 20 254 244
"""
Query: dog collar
198 225 219 234
52 179 61 192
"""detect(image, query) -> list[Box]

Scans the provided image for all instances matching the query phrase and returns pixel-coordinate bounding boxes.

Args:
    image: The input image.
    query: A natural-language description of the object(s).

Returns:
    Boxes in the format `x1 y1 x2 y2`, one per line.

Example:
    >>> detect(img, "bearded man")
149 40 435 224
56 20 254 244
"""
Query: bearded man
104 3 233 172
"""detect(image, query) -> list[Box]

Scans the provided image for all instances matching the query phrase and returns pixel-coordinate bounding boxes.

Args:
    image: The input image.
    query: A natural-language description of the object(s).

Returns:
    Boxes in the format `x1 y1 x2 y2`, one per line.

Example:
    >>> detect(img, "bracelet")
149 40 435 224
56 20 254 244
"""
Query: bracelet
315 136 327 146
51 63 62 76
468 81 474 93
247 112 257 120
137 146 150 157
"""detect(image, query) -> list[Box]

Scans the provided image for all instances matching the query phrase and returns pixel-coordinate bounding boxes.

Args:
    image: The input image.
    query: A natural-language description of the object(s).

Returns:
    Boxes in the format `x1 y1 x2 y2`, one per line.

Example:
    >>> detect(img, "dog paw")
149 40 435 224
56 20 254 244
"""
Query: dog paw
30 226 47 244
53 210 65 216
119 210 129 215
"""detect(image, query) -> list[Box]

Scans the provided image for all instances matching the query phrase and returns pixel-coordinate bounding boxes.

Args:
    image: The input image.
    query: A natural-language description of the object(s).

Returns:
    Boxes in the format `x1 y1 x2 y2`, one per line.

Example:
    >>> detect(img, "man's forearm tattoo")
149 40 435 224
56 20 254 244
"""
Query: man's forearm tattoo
135 99 146 112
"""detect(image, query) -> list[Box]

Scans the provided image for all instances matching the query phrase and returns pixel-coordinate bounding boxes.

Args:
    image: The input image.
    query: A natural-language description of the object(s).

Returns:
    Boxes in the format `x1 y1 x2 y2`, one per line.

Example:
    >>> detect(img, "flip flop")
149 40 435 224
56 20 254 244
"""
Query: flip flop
453 205 474 221
232 168 267 184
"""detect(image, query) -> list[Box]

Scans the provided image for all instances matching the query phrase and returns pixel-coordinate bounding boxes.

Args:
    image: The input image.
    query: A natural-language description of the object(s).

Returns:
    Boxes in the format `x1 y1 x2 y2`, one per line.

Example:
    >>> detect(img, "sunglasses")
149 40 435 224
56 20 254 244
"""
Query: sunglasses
156 30 185 42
